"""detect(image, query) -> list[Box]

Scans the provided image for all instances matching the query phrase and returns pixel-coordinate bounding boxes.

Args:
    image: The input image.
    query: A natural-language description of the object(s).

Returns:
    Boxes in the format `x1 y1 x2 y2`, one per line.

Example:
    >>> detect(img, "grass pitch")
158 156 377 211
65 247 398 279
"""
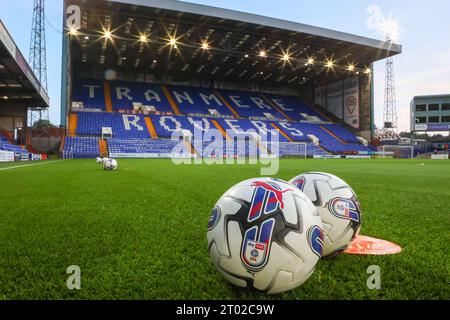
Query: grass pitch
0 158 448 300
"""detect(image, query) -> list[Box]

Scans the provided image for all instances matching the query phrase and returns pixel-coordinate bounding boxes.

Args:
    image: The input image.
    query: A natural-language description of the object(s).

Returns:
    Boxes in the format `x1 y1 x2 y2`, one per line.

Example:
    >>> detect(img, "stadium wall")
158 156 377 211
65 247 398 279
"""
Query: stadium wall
311 71 374 140
359 67 374 140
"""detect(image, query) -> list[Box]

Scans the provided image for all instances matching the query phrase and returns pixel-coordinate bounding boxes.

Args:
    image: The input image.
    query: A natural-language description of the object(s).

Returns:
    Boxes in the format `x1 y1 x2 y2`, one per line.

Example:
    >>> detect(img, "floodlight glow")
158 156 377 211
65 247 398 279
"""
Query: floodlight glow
244 54 249 58
365 68 372 74
380 18 400 41
347 64 355 72
69 28 78 35
139 34 148 43
325 59 335 69
153 59 157 63
103 30 112 40
201 41 210 50
3 96 8 99
282 53 290 62
307 58 314 65
84 36 89 40
169 38 177 46
259 50 266 57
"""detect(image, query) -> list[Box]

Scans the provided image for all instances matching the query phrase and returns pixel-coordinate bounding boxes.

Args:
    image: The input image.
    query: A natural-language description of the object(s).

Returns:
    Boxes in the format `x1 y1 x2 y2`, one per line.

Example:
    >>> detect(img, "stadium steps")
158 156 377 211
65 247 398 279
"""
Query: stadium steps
260 94 292 121
99 139 108 157
269 122 294 142
320 125 347 144
257 142 271 155
211 119 232 141
214 90 241 119
144 116 159 139
184 141 197 156
103 82 113 112
59 134 66 155
68 113 78 137
26 128 32 148
305 101 332 122
315 143 332 155
161 85 182 115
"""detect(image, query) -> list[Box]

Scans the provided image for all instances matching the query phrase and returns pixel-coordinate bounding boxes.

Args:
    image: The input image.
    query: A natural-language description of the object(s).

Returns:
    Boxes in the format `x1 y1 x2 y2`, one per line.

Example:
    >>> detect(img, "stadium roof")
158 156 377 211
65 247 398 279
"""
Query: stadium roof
67 0 402 87
412 94 450 100
0 20 49 108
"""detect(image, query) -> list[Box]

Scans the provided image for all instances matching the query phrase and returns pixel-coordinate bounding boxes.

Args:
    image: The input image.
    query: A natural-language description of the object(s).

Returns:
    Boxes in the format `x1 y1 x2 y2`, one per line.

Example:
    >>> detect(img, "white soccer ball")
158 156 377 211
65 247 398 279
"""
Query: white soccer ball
207 177 324 294
103 158 118 171
289 172 362 258
96 157 103 164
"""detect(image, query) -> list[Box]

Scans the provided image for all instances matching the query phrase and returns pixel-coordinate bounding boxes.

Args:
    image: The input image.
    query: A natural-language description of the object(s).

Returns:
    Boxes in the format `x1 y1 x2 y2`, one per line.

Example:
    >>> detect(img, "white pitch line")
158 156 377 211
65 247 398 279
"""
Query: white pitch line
0 160 61 171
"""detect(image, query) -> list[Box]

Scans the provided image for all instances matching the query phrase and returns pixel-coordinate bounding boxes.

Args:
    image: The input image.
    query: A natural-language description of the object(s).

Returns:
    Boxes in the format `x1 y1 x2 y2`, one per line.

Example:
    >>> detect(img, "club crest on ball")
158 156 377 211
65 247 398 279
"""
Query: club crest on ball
328 197 360 222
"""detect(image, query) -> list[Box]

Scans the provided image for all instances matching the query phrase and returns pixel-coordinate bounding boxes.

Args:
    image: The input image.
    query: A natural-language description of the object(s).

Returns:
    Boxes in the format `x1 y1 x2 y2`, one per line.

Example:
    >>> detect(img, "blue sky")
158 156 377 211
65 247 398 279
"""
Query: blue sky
1 0 449 131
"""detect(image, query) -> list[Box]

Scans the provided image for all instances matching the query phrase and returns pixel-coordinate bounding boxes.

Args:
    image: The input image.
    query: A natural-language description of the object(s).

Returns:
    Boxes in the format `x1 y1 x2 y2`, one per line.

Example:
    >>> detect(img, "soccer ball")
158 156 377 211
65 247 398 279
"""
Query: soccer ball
207 177 324 294
103 158 118 171
96 157 103 164
289 172 362 258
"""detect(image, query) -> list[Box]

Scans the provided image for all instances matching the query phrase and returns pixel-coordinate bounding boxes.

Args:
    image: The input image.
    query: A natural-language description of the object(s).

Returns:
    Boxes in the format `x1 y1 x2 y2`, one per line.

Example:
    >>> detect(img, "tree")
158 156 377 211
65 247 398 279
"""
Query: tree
32 119 56 128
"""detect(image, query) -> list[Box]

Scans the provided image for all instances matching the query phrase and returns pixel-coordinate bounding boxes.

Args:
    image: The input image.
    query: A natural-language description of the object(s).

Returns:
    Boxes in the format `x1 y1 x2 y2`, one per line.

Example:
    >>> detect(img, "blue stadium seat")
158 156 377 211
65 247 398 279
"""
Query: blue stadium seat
64 137 99 158
0 140 28 155
72 79 106 110
107 138 191 156
166 85 233 116
76 112 150 139
217 118 289 142
108 81 173 112
149 115 214 138
263 94 327 121
218 89 287 119
283 122 371 153
322 123 360 143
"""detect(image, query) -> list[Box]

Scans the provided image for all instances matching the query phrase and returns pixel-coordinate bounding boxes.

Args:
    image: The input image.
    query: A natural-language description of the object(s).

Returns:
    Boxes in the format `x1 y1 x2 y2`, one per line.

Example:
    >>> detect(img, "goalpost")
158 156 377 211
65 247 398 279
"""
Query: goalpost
63 148 74 160
382 145 414 159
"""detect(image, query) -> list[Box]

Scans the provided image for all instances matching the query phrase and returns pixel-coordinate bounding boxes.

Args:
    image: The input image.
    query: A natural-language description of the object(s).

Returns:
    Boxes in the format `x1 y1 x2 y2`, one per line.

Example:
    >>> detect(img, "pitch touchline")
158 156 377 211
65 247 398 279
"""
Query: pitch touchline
0 160 61 171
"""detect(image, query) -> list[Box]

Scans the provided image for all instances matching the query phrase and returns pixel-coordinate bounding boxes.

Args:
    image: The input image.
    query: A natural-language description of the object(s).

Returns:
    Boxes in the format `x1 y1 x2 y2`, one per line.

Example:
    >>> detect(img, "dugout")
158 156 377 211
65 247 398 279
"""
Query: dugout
0 20 49 146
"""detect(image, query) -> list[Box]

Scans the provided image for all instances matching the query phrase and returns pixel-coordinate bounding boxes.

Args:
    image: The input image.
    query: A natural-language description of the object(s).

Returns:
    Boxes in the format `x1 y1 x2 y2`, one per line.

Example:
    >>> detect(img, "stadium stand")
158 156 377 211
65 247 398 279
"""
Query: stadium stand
65 80 373 158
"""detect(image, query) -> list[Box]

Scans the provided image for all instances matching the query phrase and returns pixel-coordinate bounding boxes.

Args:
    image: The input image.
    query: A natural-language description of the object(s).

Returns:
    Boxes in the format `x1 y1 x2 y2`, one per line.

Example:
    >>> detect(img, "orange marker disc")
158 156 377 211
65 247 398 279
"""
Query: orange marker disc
344 235 402 255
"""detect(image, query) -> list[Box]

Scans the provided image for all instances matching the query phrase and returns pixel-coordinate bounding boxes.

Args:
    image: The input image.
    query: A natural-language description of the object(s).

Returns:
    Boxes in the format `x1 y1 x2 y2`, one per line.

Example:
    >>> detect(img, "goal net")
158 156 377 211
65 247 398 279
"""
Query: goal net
63 149 74 160
381 145 414 159
265 142 308 158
